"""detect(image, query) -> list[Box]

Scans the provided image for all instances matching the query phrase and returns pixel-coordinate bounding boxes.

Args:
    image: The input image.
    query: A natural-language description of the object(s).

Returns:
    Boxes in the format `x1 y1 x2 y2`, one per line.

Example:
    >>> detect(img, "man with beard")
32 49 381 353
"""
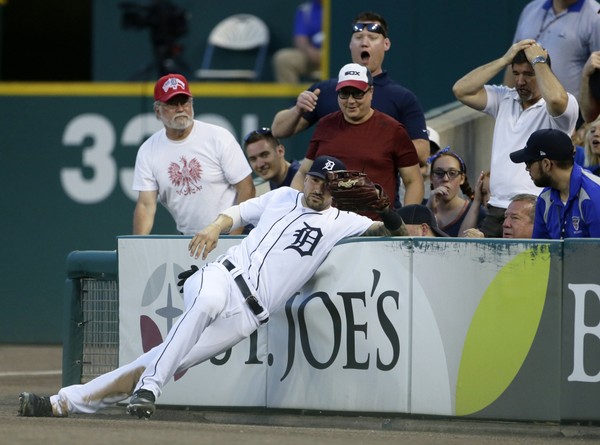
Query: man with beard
453 40 579 237
510 129 600 238
270 11 429 165
18 156 409 419
133 74 255 235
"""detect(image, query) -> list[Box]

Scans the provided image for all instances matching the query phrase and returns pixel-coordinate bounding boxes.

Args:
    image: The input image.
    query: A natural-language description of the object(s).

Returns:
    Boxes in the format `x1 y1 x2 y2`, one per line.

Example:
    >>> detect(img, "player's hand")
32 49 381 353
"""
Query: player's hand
188 223 221 260
177 265 199 293
294 88 320 113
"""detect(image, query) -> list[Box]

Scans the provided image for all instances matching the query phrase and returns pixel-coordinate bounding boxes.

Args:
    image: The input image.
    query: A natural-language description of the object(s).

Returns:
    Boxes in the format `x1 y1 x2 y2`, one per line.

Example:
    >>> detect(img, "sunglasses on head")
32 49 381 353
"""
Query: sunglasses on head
243 127 272 144
352 22 387 37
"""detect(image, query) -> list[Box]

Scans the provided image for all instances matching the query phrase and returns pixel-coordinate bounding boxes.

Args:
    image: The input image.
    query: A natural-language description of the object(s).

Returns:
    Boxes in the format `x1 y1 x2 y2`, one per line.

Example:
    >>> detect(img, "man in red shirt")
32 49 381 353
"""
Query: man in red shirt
290 63 423 218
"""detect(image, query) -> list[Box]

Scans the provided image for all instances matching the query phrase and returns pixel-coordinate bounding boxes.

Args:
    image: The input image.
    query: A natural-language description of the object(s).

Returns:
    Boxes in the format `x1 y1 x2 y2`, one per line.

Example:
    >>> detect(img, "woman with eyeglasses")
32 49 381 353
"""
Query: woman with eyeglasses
426 148 485 237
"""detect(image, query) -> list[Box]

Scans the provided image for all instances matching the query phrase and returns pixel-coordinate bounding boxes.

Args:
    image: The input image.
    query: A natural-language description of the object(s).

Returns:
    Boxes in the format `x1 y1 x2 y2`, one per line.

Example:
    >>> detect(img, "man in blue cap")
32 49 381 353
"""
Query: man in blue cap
510 128 600 238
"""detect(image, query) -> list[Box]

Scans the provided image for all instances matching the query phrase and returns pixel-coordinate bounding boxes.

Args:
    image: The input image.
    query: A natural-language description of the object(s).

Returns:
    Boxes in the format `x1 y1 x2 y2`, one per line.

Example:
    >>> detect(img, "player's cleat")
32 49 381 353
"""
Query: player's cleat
126 389 156 419
18 392 53 417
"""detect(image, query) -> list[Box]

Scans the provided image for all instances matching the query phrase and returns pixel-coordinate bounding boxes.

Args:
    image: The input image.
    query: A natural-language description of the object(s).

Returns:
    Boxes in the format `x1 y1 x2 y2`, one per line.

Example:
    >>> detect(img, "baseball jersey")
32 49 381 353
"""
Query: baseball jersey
133 120 251 235
483 85 579 209
228 187 374 314
303 71 428 141
306 110 419 209
533 164 600 239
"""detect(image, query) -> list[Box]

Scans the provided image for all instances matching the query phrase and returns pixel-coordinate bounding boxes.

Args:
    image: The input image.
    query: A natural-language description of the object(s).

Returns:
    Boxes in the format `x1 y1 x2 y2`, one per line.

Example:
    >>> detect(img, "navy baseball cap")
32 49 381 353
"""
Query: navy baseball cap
396 205 449 237
510 129 574 164
307 156 347 179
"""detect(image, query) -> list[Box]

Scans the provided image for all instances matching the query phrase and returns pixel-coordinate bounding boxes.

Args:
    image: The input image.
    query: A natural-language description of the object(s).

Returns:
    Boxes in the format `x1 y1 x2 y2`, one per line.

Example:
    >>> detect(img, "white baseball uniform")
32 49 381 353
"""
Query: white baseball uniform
52 187 373 415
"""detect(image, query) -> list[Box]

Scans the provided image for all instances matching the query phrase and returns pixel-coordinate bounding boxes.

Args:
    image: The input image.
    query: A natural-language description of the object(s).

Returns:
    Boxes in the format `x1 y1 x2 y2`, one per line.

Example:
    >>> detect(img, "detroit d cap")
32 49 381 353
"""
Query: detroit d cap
509 129 574 164
396 204 449 237
307 156 347 179
154 73 192 102
336 63 373 91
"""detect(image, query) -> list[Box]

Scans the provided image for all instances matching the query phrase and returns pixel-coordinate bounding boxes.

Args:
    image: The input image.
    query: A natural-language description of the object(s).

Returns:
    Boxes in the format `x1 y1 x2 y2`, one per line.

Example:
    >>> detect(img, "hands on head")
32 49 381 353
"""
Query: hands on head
503 39 547 65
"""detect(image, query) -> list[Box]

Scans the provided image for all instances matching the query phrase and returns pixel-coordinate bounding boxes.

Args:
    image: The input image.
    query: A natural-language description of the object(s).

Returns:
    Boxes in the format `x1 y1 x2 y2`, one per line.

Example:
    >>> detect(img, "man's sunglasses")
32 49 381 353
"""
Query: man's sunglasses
244 127 272 143
243 127 280 145
352 22 387 37
337 88 371 100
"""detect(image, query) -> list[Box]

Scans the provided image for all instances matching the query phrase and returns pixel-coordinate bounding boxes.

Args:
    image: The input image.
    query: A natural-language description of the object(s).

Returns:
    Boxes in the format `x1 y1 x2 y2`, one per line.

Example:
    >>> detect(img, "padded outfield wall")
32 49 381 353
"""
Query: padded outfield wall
62 237 600 421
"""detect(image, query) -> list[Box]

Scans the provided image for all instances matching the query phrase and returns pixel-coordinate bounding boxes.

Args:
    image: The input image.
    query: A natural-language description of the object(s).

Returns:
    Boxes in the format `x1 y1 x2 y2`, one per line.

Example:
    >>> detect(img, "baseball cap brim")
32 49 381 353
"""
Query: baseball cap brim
160 90 192 102
336 80 370 91
509 148 538 164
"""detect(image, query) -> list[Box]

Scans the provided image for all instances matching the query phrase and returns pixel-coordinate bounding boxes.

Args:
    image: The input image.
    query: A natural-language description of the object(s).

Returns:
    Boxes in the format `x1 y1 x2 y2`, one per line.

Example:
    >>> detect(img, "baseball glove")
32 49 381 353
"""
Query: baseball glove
326 170 390 212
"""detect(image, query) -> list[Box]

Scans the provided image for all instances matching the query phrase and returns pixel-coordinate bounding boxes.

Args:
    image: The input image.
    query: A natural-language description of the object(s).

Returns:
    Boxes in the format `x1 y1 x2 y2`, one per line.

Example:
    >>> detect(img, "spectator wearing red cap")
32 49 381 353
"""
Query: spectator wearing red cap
132 74 255 235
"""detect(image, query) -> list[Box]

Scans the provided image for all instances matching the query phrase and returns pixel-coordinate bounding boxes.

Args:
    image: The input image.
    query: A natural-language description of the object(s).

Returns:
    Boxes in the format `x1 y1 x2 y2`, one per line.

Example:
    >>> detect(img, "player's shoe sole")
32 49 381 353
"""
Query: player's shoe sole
126 389 156 419
18 392 53 417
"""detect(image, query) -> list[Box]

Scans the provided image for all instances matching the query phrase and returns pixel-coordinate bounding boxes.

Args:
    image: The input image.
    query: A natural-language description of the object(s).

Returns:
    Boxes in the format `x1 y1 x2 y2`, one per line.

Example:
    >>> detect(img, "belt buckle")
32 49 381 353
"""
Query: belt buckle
245 295 261 312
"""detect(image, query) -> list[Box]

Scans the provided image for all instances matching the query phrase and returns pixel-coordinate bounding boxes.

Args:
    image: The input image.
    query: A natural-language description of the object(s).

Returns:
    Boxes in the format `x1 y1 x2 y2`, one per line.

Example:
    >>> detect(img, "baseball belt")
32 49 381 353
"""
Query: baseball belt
222 259 268 325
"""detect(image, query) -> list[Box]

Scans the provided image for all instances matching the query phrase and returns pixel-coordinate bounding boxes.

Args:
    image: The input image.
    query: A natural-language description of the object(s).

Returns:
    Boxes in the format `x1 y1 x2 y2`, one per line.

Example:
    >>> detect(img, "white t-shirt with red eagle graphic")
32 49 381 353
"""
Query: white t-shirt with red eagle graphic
133 120 251 235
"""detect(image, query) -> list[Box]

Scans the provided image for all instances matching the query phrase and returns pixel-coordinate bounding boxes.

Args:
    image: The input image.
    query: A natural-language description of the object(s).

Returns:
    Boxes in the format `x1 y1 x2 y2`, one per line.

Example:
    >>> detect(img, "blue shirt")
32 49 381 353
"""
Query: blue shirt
303 71 428 141
269 159 301 189
533 164 600 239
293 1 322 48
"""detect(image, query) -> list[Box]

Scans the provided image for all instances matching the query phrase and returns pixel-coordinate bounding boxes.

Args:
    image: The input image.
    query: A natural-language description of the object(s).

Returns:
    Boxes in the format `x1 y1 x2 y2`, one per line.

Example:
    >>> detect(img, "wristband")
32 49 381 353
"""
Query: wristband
220 206 242 232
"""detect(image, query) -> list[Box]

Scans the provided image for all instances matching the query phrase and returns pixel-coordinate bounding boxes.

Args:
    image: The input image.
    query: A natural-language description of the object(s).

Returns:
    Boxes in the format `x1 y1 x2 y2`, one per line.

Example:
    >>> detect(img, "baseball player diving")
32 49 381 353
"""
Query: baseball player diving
18 156 407 419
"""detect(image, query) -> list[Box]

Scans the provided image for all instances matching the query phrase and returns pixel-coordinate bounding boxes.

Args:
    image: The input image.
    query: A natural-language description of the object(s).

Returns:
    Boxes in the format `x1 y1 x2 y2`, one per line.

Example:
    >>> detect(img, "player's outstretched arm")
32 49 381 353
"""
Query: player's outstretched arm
188 213 234 260
362 208 408 237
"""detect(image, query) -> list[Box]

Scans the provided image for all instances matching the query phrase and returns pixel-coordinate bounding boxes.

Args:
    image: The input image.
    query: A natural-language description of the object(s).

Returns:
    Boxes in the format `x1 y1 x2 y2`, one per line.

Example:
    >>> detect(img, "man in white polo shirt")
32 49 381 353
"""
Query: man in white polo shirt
453 39 578 236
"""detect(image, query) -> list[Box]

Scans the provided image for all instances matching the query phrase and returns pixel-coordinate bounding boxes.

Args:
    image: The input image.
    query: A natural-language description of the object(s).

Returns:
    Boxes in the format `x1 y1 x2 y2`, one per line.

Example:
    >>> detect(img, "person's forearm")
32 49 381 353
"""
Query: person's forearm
535 64 569 116
290 169 306 191
402 181 424 206
271 108 304 138
458 200 482 235
412 138 429 167
453 58 506 99
133 205 154 235
211 213 234 234
580 73 600 123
